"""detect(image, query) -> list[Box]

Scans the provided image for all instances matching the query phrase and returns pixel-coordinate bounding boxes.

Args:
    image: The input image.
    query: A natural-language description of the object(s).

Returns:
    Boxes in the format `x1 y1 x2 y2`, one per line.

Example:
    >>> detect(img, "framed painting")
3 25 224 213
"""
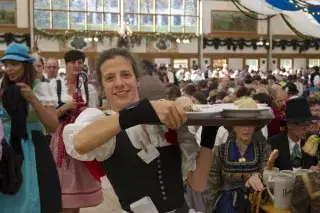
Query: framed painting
211 10 257 33
0 0 16 26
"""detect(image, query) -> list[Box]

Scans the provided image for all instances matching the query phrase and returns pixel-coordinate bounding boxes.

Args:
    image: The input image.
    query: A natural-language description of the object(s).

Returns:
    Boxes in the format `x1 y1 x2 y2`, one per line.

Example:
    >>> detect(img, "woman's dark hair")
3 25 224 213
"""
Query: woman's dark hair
198 80 207 90
184 84 197 96
216 91 228 101
253 93 276 108
267 75 276 82
252 75 261 82
166 85 181 101
244 75 253 84
192 92 207 104
95 48 140 94
64 50 85 64
235 86 249 98
2 62 35 89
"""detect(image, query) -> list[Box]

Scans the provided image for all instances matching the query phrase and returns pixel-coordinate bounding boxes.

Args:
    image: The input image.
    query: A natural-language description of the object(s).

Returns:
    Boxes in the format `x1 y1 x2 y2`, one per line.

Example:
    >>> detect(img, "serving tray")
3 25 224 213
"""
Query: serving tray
184 110 274 127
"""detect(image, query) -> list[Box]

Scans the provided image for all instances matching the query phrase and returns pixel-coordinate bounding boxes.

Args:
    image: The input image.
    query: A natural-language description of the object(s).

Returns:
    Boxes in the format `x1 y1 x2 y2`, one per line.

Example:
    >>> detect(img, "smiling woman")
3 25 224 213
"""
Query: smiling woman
62 48 219 213
0 43 61 213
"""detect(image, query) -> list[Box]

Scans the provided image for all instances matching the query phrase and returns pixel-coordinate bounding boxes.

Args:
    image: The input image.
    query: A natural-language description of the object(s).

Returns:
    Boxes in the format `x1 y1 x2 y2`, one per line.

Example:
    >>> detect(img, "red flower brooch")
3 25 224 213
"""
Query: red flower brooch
164 129 178 145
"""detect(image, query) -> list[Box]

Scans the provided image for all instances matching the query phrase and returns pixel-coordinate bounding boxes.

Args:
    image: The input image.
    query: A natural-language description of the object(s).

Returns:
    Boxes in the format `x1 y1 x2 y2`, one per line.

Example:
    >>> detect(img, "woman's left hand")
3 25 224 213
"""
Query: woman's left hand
16 82 37 103
245 174 264 191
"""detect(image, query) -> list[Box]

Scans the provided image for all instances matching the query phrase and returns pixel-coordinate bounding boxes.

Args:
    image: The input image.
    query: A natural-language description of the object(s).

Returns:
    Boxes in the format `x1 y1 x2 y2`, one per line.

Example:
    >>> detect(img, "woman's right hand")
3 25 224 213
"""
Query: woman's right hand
245 174 264 191
60 101 79 113
151 100 187 129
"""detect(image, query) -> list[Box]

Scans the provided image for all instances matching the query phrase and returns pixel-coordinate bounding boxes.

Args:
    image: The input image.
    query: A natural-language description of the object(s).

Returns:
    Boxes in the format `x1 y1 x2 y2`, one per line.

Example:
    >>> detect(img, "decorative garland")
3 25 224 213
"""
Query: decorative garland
280 14 314 40
34 28 199 46
0 33 30 47
232 0 275 20
203 37 320 53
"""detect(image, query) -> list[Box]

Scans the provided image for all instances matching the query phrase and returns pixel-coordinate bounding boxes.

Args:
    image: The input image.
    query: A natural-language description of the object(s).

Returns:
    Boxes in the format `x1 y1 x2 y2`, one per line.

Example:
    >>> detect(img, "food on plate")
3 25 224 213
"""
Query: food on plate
175 96 200 112
234 96 258 109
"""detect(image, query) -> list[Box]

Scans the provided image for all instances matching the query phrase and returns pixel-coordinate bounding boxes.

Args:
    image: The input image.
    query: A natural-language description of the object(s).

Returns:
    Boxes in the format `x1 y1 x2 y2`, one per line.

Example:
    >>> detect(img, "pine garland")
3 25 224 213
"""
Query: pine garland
34 28 199 46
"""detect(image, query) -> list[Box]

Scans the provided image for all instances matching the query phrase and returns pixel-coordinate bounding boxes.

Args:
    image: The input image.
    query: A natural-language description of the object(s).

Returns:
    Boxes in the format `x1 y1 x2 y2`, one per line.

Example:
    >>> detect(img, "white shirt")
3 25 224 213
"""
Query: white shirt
63 108 200 181
167 71 174 84
288 136 301 156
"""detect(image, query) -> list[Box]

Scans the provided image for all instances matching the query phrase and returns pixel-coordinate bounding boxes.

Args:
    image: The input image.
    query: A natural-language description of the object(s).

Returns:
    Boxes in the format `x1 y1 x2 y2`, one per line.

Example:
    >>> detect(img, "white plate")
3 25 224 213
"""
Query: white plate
221 108 270 118
186 108 222 119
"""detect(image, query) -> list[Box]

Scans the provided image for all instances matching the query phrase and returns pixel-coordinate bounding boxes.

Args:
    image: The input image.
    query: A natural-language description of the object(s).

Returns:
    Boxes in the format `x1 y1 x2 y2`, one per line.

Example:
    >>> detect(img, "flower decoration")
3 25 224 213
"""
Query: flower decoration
165 129 178 145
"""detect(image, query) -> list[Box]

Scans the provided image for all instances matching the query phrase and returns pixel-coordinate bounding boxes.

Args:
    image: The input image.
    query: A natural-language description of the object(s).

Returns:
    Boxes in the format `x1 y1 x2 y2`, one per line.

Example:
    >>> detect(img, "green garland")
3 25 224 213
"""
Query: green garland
34 28 199 46
232 0 275 20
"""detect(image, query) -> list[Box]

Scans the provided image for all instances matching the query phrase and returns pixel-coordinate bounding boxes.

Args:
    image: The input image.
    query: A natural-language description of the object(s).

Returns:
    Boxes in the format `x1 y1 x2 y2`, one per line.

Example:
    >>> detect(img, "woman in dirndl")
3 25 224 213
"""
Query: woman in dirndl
50 50 103 213
0 43 61 213
203 123 271 213
62 48 218 213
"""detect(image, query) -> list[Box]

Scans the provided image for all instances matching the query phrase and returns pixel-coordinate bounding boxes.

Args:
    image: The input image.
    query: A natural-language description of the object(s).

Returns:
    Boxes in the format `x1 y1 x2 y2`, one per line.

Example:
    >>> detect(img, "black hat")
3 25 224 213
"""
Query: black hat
285 97 320 123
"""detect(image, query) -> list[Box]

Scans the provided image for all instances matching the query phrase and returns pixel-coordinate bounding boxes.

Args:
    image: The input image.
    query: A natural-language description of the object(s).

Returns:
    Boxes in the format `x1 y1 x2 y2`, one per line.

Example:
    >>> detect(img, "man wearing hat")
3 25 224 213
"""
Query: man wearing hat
267 97 319 171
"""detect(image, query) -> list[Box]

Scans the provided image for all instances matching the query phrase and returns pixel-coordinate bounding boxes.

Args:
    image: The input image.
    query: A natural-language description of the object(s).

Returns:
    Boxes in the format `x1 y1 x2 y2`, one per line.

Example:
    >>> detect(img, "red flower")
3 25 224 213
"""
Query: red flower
164 129 178 145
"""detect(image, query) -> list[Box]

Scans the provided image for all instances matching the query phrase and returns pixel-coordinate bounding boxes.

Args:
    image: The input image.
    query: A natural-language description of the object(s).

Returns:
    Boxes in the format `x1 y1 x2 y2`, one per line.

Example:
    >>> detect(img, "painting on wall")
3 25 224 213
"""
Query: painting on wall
0 1 16 26
190 58 199 68
147 38 178 53
211 11 257 33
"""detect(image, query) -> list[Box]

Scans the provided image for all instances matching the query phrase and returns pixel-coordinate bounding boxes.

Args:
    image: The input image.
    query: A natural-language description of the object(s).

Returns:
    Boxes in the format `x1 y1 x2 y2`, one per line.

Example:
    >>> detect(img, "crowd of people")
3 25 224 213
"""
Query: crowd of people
0 42 319 213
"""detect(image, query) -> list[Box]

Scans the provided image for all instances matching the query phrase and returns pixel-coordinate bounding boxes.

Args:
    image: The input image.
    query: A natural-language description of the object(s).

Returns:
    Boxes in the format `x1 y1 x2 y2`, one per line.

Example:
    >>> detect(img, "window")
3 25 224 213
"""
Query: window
280 59 292 71
34 0 199 33
309 59 320 68
173 59 188 69
245 59 258 71
34 0 120 30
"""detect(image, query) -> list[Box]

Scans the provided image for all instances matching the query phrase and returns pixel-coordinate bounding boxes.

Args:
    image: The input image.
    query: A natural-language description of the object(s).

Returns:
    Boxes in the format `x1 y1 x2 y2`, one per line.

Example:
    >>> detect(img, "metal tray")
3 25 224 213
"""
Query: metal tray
184 110 274 127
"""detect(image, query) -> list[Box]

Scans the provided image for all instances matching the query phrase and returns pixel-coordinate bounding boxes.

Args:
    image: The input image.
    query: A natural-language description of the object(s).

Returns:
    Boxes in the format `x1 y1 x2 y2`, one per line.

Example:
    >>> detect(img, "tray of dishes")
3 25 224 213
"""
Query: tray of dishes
177 97 275 127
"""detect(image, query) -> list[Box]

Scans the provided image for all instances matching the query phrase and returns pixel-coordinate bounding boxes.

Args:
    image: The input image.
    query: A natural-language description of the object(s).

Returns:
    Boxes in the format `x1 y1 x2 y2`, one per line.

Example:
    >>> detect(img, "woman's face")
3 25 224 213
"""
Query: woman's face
3 60 24 82
34 60 43 75
66 59 84 76
234 126 255 142
100 56 140 111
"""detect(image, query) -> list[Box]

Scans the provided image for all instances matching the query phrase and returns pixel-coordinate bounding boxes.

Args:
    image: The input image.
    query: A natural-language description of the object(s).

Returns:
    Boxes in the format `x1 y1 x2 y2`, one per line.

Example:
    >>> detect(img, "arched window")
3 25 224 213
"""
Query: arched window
34 0 199 33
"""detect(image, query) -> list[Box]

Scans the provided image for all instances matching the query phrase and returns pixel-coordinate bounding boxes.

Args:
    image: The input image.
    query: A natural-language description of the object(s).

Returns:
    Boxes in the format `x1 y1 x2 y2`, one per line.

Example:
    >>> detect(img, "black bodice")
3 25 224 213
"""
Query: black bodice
100 131 185 213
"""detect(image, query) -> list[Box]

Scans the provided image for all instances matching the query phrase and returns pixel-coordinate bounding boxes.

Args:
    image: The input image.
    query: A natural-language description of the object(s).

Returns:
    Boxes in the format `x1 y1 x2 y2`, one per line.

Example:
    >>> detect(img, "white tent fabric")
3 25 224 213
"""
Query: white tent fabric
238 0 320 37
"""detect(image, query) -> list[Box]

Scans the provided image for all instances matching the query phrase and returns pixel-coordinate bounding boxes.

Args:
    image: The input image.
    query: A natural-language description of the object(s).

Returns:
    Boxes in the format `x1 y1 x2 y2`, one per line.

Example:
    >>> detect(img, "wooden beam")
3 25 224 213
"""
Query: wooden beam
0 28 30 33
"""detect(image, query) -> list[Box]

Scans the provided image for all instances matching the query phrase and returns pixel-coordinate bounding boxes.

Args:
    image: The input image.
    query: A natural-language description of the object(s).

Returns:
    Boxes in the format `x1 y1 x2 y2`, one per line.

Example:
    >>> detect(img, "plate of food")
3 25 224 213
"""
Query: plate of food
221 97 270 118
175 97 222 119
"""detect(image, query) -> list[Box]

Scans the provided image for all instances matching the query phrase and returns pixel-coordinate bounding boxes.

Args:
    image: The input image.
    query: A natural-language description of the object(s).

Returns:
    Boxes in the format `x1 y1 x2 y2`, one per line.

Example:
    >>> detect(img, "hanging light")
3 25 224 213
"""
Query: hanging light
93 37 99 42
176 38 181 43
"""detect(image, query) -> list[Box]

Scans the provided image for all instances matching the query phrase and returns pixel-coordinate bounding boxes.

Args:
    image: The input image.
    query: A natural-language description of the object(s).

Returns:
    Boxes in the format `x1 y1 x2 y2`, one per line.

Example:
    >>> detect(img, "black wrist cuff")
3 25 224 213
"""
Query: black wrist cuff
200 126 219 149
119 99 160 130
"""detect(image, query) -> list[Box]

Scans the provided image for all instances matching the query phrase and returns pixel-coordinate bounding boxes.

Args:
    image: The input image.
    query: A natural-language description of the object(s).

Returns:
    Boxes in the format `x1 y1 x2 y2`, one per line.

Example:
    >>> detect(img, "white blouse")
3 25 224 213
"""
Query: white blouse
50 78 99 108
62 108 200 181
34 81 58 107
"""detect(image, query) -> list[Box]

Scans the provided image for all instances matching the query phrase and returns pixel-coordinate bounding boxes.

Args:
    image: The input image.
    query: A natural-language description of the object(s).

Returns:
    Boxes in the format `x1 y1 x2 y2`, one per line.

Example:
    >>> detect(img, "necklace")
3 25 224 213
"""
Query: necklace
237 141 250 163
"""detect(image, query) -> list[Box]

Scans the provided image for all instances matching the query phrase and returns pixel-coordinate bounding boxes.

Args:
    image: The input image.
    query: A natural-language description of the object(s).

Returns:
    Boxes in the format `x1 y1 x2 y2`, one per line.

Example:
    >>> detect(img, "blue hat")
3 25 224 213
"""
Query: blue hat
0 43 34 64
